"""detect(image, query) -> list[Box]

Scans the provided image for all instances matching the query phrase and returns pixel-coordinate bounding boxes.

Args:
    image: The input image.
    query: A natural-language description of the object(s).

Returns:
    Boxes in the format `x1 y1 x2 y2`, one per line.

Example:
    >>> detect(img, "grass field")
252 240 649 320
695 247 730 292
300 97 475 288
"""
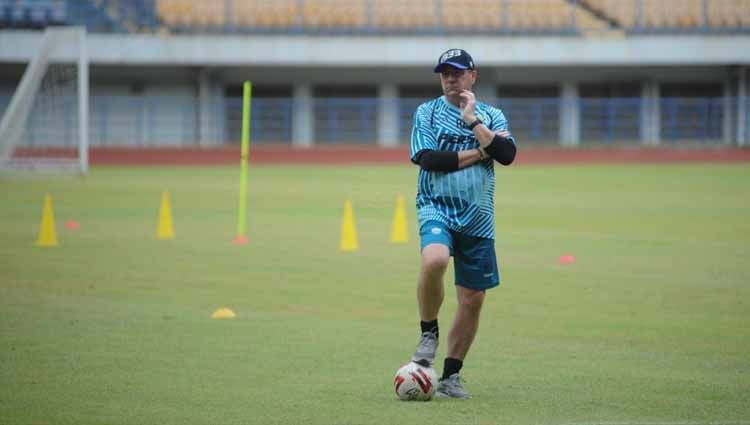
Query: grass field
1 163 749 425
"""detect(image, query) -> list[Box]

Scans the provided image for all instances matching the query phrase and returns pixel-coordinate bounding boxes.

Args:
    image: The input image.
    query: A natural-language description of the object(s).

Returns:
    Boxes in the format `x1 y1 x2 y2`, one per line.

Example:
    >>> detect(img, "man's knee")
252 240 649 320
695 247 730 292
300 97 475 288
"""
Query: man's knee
457 287 485 312
421 244 450 273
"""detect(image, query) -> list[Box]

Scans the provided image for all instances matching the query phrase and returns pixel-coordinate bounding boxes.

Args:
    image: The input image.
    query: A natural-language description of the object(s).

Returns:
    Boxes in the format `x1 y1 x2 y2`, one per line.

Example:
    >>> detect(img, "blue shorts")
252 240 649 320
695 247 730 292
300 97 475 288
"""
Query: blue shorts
419 220 500 291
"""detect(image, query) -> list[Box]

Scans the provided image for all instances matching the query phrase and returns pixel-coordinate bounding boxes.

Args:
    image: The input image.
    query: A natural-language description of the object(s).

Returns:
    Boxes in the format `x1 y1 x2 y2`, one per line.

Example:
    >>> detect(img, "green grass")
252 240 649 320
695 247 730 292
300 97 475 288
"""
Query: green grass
1 164 749 425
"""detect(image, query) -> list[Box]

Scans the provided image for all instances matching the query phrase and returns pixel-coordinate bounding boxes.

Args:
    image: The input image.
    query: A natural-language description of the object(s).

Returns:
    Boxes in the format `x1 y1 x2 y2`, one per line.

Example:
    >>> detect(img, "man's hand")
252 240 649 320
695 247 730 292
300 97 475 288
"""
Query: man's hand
459 90 477 124
496 129 511 139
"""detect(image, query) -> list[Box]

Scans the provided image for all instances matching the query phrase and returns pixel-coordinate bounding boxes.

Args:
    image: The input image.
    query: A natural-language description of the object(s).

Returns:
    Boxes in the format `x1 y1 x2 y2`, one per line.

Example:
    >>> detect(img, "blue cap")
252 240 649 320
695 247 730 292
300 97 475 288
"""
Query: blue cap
434 49 475 73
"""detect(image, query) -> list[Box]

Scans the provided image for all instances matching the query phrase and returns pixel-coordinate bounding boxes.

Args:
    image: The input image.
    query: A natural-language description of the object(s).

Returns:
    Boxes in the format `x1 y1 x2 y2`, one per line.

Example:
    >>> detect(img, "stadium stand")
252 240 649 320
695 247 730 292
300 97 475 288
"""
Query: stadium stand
579 0 638 29
582 0 750 30
707 0 750 28
234 0 298 29
370 0 437 30
503 0 609 32
439 0 503 31
437 0 609 32
153 0 607 34
302 0 367 30
0 0 66 28
158 0 225 29
5 0 744 34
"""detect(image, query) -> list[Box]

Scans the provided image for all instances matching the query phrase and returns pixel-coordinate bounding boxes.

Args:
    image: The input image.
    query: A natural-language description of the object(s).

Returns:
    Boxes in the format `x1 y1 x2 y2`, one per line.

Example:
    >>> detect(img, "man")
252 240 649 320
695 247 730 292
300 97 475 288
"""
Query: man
409 48 516 399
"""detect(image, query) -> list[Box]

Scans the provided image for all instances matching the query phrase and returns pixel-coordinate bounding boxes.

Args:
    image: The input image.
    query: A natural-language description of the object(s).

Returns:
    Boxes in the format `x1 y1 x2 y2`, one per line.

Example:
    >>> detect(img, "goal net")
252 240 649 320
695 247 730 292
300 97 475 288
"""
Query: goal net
0 26 89 174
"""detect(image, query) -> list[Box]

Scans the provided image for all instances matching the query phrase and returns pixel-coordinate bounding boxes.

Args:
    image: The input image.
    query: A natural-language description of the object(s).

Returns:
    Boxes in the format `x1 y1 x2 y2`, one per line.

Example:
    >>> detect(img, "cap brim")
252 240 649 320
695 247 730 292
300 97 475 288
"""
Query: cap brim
433 61 470 73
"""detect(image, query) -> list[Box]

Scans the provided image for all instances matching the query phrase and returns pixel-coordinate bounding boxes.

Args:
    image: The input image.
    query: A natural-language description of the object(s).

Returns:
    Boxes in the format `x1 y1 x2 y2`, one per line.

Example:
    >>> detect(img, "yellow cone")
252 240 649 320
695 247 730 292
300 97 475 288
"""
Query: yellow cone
339 199 359 252
390 193 409 244
157 190 175 240
36 193 59 247
211 307 236 319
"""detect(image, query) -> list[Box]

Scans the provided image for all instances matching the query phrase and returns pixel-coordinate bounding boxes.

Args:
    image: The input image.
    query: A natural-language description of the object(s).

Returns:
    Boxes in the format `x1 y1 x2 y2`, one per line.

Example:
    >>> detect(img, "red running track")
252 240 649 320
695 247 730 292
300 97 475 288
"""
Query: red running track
13 146 750 165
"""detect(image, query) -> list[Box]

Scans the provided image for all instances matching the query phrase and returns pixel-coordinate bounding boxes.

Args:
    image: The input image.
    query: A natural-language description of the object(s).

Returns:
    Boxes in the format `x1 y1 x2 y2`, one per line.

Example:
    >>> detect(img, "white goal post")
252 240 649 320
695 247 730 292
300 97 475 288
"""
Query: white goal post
0 26 89 174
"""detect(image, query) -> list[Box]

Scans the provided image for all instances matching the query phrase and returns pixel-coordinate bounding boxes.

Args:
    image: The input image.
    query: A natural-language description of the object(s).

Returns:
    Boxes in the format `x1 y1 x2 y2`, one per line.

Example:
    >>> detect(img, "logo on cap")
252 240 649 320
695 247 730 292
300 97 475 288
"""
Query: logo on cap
434 49 475 73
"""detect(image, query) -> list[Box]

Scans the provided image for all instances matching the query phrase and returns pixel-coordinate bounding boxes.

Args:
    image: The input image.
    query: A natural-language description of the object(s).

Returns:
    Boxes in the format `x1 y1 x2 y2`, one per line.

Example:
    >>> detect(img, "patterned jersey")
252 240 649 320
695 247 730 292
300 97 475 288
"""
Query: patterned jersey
410 95 514 240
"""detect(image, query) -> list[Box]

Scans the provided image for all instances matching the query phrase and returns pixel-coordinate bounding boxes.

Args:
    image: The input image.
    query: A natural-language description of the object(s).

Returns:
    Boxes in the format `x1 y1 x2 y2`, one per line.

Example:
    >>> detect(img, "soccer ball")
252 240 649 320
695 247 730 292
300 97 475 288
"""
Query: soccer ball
393 362 438 401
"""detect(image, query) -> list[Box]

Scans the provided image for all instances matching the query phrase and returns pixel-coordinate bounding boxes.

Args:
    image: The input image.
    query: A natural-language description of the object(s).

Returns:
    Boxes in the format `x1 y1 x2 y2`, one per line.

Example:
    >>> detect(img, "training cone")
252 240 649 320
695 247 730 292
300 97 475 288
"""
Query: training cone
390 193 409 244
156 191 175 240
559 254 576 265
233 235 249 245
36 193 59 247
339 199 359 252
211 307 237 319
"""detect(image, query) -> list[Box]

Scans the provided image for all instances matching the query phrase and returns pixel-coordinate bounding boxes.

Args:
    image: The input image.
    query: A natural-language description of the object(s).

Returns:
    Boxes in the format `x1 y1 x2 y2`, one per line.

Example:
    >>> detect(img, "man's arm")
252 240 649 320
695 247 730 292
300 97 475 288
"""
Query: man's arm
482 130 516 166
416 149 485 172
459 90 517 166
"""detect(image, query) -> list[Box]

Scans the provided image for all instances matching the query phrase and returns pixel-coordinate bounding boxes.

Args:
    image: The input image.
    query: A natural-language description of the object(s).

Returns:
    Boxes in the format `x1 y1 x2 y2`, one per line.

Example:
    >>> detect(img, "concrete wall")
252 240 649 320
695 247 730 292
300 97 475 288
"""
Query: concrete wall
2 30 750 67
1 30 748 147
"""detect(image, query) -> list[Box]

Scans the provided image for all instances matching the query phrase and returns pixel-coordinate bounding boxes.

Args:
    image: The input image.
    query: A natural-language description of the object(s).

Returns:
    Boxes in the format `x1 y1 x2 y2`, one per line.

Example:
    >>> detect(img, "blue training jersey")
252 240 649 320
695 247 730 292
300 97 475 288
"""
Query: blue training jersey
410 95 514 240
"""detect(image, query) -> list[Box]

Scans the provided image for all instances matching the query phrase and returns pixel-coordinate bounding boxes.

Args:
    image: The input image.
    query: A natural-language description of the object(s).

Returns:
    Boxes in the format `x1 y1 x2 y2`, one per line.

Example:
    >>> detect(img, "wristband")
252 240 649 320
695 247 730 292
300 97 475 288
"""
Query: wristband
468 118 483 130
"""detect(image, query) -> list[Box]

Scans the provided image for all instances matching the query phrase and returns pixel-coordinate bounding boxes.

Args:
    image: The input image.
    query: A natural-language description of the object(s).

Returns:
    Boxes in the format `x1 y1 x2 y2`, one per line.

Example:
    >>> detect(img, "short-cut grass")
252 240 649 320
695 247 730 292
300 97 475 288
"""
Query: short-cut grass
1 163 749 425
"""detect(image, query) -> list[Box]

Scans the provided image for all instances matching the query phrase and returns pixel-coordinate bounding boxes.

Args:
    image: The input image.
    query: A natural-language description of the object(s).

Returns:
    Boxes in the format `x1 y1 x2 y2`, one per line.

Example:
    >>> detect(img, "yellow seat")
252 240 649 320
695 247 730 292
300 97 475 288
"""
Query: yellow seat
708 0 750 27
301 0 366 29
371 0 436 29
233 0 297 28
441 0 502 30
643 0 701 28
584 0 643 28
504 0 589 30
157 0 193 26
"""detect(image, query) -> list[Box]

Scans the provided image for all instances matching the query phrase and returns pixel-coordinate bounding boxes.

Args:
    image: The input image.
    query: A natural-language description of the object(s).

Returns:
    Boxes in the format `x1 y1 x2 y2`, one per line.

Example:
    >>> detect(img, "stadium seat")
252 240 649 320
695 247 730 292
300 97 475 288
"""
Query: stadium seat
0 0 63 28
642 0 702 29
235 1 297 28
193 1 226 28
584 0 637 28
707 0 750 28
157 0 193 27
583 0 722 30
150 0 749 33
302 0 366 29
440 0 502 31
506 0 579 30
370 0 437 30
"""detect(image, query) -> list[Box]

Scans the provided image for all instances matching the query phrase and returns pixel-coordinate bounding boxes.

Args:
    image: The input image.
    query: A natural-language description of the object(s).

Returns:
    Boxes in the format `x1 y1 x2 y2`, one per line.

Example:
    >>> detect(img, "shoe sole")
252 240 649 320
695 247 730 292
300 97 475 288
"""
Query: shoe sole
436 392 470 400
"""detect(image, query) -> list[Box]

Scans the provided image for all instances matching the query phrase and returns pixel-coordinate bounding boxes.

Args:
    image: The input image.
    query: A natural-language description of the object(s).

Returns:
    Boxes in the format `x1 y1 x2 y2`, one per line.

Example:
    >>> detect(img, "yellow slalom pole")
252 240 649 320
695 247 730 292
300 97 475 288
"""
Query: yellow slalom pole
234 81 252 245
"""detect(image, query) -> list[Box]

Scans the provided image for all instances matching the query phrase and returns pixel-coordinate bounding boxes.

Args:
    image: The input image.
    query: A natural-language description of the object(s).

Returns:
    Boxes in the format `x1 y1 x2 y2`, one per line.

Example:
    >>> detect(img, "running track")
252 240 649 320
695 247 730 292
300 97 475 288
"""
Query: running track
14 146 750 165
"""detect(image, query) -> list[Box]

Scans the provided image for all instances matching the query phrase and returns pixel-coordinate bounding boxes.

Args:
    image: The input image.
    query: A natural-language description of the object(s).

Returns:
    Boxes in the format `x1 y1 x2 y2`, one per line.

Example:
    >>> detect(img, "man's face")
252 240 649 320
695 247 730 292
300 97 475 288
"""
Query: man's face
440 66 477 98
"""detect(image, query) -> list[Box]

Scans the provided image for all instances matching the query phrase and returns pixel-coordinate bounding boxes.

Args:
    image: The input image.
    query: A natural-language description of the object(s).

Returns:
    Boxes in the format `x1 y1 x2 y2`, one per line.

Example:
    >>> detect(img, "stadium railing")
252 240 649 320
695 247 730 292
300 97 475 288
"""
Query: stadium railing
580 97 642 144
1 95 742 147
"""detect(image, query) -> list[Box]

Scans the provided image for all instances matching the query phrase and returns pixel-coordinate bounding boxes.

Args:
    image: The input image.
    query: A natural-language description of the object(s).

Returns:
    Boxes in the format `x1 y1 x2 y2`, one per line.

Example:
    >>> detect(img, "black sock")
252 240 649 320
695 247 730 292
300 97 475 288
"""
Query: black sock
442 357 463 380
420 319 438 337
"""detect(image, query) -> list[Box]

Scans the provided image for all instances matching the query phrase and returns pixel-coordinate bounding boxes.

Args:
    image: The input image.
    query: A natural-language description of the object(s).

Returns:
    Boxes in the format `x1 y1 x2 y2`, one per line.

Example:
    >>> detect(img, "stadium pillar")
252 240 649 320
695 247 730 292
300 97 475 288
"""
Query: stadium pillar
560 82 580 146
474 84 496 105
197 68 220 147
723 80 733 145
292 84 314 147
377 84 399 147
641 81 660 145
738 66 748 146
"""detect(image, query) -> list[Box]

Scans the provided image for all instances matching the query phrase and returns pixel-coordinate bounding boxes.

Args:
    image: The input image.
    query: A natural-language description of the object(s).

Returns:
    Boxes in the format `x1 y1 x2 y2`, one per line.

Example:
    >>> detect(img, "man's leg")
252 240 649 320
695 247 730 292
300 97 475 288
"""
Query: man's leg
446 285 485 362
412 243 449 366
436 285 485 399
417 243 449 321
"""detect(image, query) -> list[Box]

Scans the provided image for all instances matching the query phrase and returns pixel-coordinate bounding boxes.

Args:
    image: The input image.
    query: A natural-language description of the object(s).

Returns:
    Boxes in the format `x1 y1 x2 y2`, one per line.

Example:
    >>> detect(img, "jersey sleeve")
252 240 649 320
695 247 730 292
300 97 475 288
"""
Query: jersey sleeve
487 107 516 145
410 103 438 164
